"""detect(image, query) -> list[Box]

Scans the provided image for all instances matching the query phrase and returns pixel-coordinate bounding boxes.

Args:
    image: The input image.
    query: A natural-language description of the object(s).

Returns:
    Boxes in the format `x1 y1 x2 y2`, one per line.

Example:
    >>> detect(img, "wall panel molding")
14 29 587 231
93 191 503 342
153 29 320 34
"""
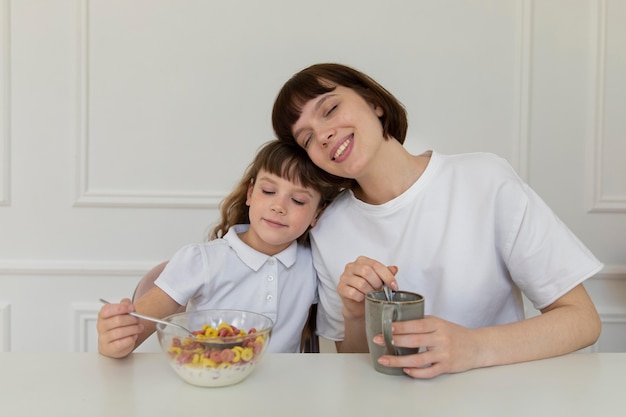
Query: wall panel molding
512 0 533 181
588 0 626 213
0 0 10 207
590 264 626 352
0 302 10 352
0 260 158 276
593 265 626 281
73 0 221 209
596 312 626 353
2 259 622 280
71 303 99 352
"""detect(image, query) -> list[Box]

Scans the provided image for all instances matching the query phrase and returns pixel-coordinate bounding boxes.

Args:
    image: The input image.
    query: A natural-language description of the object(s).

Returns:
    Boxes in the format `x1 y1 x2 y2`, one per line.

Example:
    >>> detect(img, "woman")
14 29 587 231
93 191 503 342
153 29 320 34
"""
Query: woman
271 63 602 378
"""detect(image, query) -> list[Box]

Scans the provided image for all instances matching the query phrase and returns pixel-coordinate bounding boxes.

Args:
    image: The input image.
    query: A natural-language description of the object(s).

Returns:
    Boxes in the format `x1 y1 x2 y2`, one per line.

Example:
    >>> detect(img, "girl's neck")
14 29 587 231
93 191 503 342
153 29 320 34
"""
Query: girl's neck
238 229 291 256
353 144 431 205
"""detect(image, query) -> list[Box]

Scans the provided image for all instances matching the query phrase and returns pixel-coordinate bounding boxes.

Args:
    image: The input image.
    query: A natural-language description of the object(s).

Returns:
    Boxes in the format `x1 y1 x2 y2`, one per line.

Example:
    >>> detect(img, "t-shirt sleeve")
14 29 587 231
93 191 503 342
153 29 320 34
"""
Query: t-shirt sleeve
504 184 603 309
312 239 345 341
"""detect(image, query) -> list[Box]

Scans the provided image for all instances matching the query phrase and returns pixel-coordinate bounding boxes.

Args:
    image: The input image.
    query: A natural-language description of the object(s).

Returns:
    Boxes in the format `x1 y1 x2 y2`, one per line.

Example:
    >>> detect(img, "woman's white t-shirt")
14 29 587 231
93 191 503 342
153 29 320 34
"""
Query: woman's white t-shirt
311 151 603 341
155 224 318 353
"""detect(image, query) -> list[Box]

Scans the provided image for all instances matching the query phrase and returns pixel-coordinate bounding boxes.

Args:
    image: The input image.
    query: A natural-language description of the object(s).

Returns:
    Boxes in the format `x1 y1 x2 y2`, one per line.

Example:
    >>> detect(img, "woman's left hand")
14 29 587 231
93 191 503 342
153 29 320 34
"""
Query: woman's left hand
372 284 601 378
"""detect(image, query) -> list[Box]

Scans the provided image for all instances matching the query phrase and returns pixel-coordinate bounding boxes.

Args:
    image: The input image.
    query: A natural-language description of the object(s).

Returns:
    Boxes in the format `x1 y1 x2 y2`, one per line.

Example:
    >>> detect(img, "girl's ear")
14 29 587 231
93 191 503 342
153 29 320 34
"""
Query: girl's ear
310 203 325 227
245 179 254 207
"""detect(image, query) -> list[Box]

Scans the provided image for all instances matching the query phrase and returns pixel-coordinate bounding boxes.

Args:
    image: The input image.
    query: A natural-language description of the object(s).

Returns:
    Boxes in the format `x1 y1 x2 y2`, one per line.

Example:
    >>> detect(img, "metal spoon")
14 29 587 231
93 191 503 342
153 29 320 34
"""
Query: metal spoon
99 298 195 337
382 284 394 302
99 299 244 348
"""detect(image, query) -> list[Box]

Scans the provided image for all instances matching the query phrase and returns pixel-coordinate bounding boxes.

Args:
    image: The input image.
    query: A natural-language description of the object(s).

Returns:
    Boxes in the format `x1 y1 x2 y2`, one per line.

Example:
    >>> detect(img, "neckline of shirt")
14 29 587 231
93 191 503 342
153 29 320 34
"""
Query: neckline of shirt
346 150 440 212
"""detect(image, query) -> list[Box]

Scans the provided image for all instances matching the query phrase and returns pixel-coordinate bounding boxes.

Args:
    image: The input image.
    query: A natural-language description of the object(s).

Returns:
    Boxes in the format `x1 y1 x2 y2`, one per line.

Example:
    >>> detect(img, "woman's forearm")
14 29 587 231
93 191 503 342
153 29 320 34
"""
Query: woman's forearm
475 284 601 368
337 309 369 353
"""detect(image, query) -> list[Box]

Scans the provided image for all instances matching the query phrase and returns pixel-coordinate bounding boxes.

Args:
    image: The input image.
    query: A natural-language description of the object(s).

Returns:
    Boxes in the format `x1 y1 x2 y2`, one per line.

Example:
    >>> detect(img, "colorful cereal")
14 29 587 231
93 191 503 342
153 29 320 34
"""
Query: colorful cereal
167 324 267 369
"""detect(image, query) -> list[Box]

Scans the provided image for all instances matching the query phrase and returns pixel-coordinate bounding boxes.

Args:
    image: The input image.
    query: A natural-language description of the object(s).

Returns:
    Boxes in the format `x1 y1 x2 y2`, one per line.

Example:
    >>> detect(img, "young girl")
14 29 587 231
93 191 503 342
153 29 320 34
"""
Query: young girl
272 63 603 378
97 140 349 358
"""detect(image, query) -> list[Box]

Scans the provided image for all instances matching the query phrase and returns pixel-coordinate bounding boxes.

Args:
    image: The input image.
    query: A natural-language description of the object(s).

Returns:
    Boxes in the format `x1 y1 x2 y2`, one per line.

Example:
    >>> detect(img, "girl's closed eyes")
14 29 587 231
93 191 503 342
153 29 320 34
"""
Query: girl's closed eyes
260 189 306 206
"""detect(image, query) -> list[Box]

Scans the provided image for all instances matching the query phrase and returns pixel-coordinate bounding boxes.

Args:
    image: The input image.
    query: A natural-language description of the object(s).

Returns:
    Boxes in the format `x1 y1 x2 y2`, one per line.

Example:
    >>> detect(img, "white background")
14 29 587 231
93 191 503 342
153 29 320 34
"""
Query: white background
0 0 624 353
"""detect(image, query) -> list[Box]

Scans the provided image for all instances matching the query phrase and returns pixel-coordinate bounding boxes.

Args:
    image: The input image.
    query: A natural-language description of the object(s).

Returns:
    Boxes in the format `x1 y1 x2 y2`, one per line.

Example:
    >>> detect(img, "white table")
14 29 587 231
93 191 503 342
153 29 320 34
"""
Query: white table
0 352 623 417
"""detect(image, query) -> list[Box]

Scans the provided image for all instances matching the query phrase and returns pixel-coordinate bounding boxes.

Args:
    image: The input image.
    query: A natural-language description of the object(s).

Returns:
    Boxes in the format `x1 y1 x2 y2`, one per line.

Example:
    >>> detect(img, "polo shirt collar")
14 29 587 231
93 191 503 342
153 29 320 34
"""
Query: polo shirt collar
224 224 298 271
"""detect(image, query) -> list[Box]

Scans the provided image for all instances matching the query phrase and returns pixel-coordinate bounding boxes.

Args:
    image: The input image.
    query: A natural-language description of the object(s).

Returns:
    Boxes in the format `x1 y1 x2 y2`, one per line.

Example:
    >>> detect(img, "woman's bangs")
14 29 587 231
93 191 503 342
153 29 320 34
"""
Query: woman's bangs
274 75 335 141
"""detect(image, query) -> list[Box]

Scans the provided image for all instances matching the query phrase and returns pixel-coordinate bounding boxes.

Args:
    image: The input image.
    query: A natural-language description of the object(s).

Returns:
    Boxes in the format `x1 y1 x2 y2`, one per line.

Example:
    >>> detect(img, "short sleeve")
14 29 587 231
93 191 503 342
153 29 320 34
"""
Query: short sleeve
312 239 345 341
505 185 603 309
155 244 206 306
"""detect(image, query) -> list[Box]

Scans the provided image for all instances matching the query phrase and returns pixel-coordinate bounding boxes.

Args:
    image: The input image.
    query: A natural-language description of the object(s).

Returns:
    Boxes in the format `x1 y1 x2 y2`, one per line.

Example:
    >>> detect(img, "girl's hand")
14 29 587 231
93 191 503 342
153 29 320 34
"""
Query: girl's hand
97 298 143 358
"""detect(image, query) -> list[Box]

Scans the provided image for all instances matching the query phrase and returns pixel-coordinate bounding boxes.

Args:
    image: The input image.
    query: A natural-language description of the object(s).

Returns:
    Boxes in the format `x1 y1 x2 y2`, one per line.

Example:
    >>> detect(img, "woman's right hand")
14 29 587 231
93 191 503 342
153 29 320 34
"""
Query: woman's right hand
337 256 398 319
97 298 143 358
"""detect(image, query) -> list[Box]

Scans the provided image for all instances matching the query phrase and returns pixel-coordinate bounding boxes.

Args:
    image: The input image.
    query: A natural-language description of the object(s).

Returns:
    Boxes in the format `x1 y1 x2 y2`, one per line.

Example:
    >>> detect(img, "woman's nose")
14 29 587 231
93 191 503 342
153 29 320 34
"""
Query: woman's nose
317 126 335 147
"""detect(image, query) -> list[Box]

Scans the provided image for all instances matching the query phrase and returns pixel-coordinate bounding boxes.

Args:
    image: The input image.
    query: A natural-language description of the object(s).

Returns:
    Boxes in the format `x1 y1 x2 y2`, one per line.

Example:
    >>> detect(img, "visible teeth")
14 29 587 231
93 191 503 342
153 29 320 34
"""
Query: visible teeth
333 138 350 160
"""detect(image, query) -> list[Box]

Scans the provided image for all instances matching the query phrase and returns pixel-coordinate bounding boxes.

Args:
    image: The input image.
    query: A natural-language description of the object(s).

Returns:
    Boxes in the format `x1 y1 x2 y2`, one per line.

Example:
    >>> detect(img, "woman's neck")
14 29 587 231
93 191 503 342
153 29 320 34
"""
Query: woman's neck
353 144 431 205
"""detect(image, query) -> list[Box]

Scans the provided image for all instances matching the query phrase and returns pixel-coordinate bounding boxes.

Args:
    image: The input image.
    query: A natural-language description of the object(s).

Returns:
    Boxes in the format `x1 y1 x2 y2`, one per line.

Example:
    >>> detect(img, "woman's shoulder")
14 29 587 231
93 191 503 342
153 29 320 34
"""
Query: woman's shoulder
294 242 314 263
438 150 510 166
318 189 353 218
436 151 520 180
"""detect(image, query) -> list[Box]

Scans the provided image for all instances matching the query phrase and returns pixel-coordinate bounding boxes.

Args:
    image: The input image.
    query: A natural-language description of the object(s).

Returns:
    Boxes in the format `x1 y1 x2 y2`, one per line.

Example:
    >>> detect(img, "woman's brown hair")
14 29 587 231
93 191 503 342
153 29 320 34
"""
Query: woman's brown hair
272 63 408 146
209 140 351 245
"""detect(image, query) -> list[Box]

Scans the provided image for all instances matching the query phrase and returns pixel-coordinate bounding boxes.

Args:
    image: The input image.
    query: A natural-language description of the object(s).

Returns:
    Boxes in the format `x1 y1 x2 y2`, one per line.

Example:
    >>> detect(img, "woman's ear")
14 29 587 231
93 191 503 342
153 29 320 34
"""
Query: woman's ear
374 105 384 117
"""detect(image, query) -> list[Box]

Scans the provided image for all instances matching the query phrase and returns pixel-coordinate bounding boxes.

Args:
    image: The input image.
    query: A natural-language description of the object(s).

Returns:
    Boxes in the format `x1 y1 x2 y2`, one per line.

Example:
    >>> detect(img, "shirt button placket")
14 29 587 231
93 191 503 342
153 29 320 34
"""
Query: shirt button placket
266 258 278 307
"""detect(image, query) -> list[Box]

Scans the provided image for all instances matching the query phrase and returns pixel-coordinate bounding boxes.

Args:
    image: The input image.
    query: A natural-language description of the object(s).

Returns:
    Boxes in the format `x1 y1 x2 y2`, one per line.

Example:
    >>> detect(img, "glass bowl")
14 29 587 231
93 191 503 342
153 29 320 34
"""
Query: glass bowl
156 309 274 387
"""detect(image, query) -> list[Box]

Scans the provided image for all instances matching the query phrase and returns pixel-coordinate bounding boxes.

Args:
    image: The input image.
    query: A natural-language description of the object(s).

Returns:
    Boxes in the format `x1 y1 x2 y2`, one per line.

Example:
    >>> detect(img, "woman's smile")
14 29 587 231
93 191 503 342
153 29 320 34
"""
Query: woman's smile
331 135 353 161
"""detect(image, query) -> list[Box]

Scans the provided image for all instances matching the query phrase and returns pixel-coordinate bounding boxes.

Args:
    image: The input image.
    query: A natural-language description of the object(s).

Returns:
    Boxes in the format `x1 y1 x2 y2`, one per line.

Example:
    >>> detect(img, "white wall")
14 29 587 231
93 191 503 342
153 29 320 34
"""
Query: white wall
0 0 624 353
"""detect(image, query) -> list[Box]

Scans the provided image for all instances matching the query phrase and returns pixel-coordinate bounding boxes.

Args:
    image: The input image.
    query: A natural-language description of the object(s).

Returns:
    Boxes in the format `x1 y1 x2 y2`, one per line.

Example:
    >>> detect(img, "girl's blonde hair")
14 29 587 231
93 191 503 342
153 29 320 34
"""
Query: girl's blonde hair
209 140 351 245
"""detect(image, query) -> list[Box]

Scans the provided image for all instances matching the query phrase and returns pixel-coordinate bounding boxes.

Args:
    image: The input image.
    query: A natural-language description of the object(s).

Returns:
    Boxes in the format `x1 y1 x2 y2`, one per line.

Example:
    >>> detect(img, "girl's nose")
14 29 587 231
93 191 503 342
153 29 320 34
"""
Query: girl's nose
271 204 286 215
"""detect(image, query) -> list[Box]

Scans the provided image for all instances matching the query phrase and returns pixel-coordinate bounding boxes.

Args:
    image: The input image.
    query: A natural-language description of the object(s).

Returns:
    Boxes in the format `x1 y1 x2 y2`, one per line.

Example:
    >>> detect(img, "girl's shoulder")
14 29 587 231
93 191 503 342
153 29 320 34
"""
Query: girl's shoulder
169 239 233 266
